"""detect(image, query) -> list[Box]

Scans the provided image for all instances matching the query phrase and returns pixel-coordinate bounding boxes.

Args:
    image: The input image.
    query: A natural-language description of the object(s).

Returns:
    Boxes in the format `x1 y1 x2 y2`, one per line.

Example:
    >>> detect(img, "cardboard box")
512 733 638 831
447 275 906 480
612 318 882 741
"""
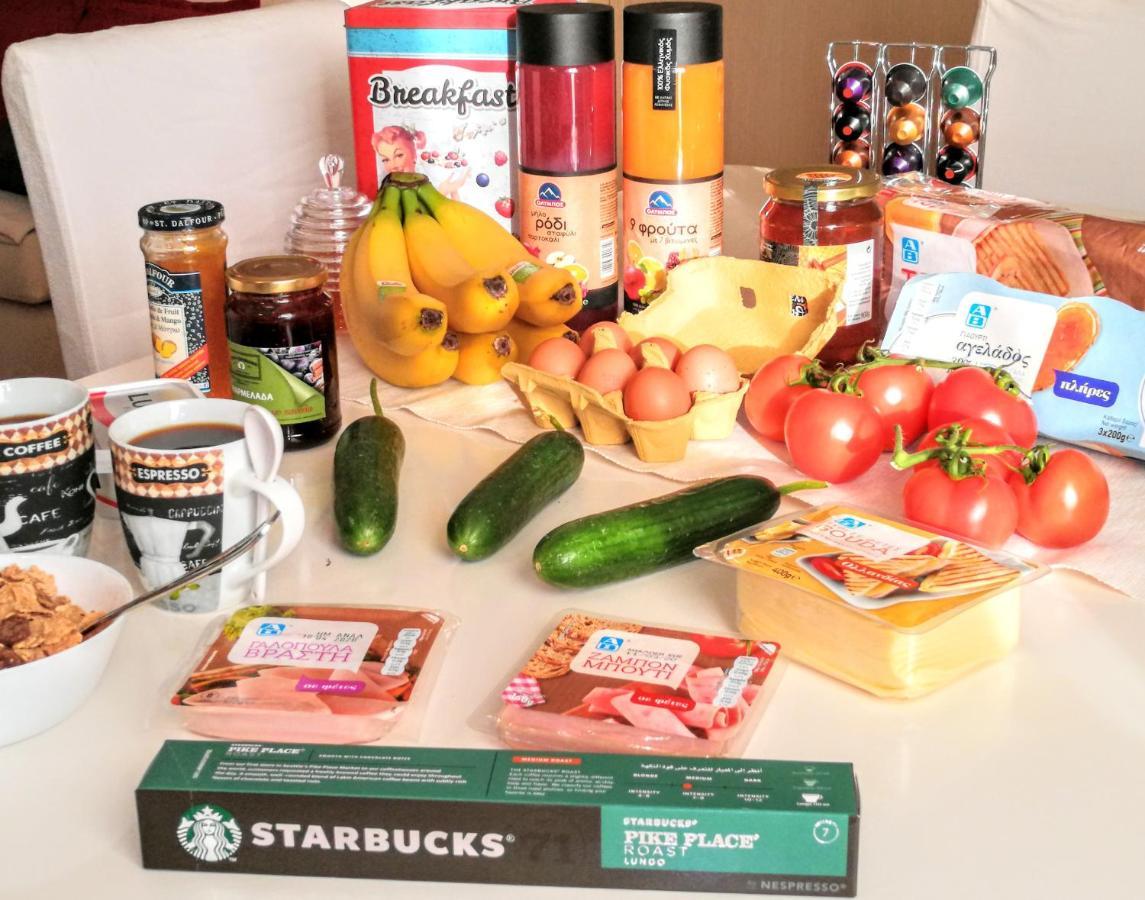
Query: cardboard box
137 741 859 895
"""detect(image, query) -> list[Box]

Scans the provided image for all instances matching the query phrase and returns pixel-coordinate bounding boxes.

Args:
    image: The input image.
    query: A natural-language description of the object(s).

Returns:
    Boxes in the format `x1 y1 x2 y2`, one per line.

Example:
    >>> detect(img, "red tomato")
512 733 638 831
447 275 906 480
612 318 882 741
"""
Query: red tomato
902 468 1018 548
784 390 883 482
928 367 1037 447
809 556 845 582
916 417 1023 480
1006 449 1109 548
856 364 934 450
743 354 814 441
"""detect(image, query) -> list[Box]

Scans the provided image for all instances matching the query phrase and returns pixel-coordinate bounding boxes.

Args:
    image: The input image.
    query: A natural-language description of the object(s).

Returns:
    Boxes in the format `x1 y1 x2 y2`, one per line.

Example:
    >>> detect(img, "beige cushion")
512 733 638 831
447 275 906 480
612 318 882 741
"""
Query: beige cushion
0 191 49 305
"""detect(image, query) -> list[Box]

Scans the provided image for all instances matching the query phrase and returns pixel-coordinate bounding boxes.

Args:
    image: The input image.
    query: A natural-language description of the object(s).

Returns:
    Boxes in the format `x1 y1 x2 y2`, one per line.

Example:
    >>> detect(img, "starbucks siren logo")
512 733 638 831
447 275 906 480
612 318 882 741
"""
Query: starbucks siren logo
176 804 242 862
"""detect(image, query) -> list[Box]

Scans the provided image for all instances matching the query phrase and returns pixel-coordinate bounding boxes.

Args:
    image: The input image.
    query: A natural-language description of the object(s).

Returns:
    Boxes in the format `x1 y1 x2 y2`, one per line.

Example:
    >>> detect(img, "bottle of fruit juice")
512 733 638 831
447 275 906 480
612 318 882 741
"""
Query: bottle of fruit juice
517 3 618 330
621 2 724 313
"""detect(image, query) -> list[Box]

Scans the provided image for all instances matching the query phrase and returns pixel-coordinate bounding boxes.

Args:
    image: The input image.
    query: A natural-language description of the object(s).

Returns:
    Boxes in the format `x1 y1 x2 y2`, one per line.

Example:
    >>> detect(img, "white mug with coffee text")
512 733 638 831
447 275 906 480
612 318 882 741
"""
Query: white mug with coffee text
0 378 97 556
109 398 304 613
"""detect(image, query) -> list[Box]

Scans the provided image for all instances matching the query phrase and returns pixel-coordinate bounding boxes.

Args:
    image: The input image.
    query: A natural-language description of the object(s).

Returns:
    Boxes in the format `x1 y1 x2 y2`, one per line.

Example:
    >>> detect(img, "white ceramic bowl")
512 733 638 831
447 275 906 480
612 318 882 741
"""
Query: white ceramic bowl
0 554 131 746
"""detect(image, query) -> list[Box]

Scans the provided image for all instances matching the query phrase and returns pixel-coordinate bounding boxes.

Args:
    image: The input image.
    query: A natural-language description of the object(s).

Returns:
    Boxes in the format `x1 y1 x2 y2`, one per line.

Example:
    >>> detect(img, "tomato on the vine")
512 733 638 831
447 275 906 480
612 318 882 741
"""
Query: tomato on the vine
902 468 1018 548
784 390 883 483
744 354 815 441
855 363 933 450
928 367 1037 447
916 418 1023 480
1007 449 1109 548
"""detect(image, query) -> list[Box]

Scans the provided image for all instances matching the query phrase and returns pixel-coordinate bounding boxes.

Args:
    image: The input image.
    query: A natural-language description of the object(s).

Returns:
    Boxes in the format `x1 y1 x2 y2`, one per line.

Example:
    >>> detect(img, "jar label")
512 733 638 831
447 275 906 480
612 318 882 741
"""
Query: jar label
520 167 618 309
622 174 724 313
227 340 327 425
146 262 211 392
760 239 875 325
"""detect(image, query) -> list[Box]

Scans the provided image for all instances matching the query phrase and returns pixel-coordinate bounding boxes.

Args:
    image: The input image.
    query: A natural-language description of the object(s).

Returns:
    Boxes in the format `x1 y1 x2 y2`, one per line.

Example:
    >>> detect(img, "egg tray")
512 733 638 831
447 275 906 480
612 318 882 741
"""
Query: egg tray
501 362 749 463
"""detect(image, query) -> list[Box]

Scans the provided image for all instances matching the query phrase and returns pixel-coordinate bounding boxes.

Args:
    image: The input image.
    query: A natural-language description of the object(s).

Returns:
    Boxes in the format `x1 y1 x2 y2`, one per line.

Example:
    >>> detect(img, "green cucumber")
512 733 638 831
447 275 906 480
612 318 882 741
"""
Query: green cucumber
448 431 584 561
333 380 405 555
533 476 821 588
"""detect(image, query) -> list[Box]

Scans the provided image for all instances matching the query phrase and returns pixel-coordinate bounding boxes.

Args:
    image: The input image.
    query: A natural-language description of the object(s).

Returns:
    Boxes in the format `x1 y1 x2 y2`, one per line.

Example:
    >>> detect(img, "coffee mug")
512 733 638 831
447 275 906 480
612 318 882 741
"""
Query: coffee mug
0 378 97 557
109 398 304 613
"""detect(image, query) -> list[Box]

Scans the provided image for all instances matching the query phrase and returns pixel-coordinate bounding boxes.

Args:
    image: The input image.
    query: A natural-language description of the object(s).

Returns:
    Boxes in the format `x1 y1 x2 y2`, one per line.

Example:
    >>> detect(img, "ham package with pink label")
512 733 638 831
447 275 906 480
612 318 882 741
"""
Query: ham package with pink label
171 604 456 744
481 610 786 758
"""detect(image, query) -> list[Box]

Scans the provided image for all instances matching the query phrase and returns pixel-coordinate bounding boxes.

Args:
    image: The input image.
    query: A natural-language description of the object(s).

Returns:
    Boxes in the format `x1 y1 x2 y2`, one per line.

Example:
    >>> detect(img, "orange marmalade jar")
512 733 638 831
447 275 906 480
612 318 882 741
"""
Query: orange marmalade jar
760 166 883 366
139 200 230 397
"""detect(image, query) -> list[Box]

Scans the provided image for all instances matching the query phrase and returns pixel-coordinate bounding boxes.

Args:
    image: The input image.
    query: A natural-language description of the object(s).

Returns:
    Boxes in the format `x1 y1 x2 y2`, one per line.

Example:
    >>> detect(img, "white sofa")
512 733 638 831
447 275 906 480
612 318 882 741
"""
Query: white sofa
2 0 353 379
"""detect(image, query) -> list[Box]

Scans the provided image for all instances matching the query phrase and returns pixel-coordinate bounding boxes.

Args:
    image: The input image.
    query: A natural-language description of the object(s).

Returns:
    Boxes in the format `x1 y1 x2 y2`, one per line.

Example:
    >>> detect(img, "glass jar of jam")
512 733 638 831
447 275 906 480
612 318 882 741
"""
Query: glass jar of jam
760 166 884 366
225 255 341 450
139 200 230 397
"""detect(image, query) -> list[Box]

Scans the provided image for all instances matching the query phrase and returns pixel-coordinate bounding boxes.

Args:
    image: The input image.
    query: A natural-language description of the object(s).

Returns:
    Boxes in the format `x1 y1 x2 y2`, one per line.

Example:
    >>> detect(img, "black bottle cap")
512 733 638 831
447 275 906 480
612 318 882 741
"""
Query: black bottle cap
623 2 723 67
138 200 224 231
517 3 614 68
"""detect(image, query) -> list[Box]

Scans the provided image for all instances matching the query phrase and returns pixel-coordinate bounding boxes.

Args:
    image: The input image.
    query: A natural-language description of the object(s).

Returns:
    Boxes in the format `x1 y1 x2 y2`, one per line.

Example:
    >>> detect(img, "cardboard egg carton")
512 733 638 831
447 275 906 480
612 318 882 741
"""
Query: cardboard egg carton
501 361 749 463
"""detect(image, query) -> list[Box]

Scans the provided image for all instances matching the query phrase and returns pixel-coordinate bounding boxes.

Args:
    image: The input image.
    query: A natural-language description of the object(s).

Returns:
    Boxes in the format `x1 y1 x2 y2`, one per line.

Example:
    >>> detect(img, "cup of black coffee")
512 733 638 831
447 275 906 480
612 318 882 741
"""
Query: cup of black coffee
0 378 97 556
108 398 304 613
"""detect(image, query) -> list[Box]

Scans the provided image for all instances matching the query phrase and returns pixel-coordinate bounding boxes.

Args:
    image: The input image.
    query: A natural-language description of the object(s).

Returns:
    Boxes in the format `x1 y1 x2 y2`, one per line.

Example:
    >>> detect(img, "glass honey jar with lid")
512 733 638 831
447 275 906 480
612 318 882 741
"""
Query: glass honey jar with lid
225 255 341 450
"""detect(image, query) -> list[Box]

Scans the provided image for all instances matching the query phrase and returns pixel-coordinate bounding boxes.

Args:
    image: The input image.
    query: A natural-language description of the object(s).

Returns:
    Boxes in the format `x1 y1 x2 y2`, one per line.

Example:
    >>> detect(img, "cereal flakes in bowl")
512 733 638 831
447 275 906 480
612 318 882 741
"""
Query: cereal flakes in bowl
0 555 132 747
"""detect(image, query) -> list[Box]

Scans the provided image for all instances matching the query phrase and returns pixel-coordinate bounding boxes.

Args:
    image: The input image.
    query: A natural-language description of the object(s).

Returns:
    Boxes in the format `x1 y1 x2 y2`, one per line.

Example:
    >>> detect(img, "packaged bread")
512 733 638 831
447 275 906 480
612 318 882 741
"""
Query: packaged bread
490 611 784 757
172 605 455 744
696 506 1045 699
884 272 1145 461
879 174 1145 314
617 256 843 373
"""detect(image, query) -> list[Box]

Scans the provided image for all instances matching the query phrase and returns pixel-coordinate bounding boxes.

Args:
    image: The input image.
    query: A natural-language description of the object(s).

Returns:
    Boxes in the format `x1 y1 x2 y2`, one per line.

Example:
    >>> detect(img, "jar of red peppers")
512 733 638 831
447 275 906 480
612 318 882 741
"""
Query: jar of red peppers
760 166 884 366
225 255 341 450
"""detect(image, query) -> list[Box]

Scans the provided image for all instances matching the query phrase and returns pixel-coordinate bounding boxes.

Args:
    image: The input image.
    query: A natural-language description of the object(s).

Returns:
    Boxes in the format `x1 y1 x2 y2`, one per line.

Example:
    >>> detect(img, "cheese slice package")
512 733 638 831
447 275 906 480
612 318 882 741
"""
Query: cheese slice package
695 506 1045 699
487 611 785 757
172 605 455 744
883 272 1145 461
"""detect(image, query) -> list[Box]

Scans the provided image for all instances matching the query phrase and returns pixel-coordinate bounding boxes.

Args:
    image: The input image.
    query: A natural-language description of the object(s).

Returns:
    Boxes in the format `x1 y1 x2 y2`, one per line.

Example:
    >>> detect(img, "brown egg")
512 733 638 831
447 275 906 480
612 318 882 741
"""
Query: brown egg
623 367 693 421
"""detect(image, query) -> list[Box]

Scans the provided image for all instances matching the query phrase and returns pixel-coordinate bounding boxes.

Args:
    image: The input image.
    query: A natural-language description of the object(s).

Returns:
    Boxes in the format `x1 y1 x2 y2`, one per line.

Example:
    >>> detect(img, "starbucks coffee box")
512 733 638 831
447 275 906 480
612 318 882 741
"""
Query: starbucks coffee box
136 741 859 895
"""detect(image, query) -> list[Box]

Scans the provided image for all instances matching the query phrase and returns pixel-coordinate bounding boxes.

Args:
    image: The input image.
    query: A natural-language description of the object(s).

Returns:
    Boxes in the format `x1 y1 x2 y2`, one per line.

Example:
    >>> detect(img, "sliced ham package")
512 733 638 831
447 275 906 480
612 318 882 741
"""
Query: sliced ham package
487 611 784 758
171 605 455 745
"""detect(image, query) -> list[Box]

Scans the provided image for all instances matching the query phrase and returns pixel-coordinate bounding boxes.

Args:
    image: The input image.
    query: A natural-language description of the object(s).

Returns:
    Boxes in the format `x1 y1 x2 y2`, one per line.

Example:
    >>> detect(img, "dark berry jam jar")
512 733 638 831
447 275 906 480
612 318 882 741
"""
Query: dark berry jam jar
225 255 341 450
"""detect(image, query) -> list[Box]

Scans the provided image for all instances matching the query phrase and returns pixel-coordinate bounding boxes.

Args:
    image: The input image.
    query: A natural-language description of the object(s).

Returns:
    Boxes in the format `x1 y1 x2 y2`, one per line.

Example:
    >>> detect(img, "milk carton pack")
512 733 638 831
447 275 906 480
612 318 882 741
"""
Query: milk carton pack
345 1 572 231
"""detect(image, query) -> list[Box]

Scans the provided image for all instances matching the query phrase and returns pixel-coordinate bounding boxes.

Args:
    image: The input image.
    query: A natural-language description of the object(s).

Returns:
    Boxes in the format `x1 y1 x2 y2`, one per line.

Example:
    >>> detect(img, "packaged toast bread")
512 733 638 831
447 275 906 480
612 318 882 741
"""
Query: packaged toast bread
878 174 1145 313
490 611 784 757
696 505 1045 699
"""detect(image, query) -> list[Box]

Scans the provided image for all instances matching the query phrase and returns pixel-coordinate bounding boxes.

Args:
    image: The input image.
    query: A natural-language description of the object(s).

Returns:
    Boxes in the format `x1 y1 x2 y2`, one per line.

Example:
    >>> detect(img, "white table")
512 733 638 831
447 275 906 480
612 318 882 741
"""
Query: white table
2 348 1143 900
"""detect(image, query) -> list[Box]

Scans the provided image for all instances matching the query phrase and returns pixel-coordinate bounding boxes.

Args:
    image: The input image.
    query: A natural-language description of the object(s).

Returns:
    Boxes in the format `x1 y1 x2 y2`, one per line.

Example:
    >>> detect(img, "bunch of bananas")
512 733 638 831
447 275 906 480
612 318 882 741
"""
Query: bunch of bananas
340 175 582 388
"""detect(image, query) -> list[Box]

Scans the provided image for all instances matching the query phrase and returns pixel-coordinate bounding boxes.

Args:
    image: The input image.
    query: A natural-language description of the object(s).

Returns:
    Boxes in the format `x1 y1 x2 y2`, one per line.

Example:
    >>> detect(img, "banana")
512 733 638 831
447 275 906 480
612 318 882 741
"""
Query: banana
416 181 582 325
349 329 461 389
454 331 518 385
505 319 579 361
375 292 448 356
343 186 450 357
400 189 518 333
